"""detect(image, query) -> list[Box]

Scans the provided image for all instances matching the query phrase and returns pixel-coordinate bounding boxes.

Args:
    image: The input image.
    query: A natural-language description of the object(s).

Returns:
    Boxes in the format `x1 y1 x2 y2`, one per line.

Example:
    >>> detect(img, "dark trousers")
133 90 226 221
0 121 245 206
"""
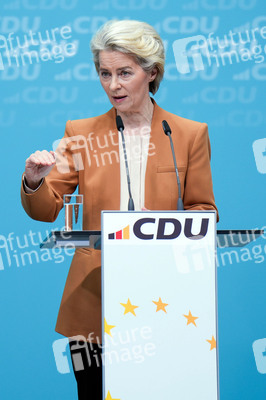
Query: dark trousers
69 340 102 400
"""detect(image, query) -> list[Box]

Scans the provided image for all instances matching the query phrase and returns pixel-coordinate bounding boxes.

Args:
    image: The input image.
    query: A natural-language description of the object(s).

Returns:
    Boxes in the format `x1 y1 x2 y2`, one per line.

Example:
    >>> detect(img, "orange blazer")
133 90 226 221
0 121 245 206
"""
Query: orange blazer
21 100 218 342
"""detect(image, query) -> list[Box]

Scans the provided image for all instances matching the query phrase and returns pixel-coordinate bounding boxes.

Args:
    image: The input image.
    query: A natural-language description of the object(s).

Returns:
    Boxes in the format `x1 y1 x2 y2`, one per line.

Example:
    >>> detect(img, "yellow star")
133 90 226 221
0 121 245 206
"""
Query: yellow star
206 336 216 350
120 298 139 316
152 297 168 313
183 310 198 327
105 390 120 400
104 318 115 336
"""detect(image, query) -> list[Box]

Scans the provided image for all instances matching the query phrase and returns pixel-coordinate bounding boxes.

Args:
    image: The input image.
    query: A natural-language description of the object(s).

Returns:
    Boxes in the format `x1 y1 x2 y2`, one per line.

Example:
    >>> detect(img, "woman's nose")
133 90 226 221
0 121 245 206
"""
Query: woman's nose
109 75 121 90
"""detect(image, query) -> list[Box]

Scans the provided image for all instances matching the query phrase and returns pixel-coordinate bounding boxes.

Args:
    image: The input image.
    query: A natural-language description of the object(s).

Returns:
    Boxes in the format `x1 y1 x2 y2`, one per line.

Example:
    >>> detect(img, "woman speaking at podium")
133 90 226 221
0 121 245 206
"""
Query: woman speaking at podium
21 19 218 400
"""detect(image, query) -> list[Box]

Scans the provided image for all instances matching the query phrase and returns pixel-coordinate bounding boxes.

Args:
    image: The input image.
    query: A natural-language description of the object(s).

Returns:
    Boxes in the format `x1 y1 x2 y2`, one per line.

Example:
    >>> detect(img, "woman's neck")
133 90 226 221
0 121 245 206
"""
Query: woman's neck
117 97 154 131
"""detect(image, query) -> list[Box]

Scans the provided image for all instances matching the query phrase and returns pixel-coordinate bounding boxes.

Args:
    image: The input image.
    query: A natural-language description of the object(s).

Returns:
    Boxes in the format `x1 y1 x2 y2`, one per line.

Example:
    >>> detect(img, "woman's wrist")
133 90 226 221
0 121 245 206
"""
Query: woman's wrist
24 175 42 190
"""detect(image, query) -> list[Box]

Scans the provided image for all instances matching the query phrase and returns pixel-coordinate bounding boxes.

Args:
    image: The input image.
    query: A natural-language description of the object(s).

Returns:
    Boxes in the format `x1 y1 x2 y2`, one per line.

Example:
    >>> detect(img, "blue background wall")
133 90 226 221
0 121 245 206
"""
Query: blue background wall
0 0 265 398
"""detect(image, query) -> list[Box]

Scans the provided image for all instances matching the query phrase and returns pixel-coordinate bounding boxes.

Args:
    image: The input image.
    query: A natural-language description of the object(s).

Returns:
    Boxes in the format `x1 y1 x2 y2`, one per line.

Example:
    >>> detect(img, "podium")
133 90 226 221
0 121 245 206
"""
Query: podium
102 211 218 400
41 211 263 400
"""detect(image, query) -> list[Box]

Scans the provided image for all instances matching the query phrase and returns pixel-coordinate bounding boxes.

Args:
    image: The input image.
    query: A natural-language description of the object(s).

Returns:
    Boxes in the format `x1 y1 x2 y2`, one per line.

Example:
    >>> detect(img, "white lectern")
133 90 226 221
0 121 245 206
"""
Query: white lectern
101 211 218 400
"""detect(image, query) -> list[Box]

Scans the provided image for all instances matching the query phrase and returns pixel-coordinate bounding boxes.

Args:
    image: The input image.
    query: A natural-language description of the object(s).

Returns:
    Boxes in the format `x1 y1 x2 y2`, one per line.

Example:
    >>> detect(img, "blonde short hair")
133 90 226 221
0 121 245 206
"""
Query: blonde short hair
90 20 165 95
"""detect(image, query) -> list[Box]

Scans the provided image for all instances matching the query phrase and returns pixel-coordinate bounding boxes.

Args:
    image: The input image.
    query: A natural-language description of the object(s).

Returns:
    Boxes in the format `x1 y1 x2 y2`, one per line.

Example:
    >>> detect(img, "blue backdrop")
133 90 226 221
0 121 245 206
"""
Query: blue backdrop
0 0 265 399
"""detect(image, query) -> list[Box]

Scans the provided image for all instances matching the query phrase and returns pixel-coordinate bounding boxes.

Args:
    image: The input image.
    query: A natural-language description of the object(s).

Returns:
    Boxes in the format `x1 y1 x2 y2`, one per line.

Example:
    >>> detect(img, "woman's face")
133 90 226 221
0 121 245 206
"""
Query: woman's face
99 50 156 113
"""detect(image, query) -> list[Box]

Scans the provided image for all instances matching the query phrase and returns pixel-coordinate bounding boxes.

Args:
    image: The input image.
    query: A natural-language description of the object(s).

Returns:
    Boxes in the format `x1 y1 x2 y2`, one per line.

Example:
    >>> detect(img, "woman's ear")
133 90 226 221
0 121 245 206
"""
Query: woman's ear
149 67 157 82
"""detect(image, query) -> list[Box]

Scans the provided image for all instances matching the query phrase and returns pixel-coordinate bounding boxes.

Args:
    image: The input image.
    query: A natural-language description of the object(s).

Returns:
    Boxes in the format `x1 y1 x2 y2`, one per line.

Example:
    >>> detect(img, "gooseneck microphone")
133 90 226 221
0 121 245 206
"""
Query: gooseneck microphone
116 115 135 211
162 120 184 210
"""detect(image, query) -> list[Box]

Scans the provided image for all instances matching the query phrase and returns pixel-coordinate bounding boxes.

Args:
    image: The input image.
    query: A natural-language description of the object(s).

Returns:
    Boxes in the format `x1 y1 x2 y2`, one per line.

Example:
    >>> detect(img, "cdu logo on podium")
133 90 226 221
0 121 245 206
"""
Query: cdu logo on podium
108 217 209 241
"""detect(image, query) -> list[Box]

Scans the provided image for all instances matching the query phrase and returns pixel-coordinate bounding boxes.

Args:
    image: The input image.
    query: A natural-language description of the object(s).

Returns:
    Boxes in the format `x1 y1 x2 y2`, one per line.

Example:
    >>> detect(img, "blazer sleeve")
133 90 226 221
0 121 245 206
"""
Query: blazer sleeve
183 123 219 221
20 120 79 222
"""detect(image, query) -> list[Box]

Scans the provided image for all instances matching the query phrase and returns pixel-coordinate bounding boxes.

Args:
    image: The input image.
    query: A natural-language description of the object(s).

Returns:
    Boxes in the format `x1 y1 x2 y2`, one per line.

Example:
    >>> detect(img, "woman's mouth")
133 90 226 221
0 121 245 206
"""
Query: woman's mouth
112 96 127 103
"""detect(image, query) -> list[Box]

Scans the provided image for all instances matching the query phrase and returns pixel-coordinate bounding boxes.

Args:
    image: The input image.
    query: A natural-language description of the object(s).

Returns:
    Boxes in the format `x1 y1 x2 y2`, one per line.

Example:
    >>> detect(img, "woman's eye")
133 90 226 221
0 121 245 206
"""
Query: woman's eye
101 71 110 78
120 71 130 77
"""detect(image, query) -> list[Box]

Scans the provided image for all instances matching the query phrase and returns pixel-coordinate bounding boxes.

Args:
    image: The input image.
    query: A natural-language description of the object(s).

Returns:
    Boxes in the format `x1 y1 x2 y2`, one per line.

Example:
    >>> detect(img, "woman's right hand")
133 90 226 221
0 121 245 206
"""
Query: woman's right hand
24 150 56 190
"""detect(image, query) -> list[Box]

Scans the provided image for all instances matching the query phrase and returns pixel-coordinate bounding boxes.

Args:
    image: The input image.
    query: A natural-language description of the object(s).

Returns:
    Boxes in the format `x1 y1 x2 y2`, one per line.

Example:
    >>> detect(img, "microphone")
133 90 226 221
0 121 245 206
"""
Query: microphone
162 120 184 210
116 115 135 211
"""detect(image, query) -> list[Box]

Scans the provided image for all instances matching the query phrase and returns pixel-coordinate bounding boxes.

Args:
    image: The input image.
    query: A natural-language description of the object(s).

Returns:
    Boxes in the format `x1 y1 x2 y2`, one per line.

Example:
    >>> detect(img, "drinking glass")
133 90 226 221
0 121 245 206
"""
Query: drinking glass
64 194 83 231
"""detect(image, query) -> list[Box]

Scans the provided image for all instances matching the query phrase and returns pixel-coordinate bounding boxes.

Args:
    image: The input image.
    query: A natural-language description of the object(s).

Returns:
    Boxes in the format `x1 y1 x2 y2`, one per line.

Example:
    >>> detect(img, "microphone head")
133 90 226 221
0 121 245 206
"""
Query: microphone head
116 115 124 131
162 120 171 135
